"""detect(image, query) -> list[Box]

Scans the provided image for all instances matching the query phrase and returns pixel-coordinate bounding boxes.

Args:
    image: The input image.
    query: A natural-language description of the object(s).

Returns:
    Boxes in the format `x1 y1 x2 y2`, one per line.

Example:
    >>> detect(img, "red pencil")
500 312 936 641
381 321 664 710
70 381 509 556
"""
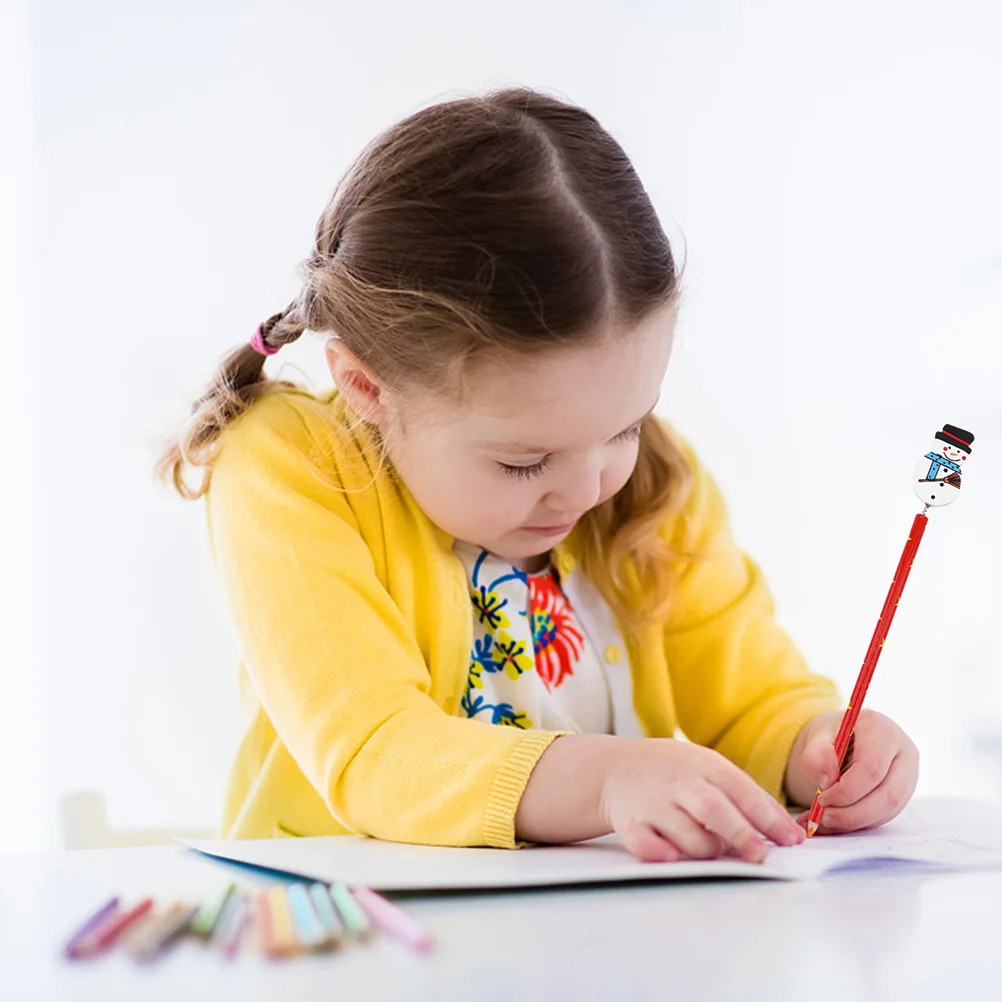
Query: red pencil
806 512 928 836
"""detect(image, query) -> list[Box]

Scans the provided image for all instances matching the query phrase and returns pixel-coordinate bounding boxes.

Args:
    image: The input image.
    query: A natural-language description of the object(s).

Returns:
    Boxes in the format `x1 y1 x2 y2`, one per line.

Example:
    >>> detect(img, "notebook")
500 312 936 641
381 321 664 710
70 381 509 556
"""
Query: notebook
183 797 1002 892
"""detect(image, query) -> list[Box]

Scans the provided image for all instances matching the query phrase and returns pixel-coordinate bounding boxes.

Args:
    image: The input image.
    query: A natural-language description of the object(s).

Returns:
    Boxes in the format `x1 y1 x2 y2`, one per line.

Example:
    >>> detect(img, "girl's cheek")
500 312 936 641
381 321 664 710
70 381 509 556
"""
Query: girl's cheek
479 473 537 516
603 452 639 500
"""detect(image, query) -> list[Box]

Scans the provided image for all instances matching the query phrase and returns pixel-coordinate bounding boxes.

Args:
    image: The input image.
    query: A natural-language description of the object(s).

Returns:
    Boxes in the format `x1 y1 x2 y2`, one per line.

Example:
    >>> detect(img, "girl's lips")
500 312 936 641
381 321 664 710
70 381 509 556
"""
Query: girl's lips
523 521 576 537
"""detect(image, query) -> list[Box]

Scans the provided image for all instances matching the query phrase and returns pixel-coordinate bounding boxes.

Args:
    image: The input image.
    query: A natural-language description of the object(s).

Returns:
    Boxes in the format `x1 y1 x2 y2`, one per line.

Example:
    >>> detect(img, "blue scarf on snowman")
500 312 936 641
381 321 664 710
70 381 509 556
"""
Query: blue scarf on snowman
924 451 962 480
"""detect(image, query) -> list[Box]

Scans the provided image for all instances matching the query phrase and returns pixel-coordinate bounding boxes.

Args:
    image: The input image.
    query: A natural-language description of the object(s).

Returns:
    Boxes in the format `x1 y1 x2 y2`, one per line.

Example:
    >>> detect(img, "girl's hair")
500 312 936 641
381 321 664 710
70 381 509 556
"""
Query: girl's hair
157 87 693 627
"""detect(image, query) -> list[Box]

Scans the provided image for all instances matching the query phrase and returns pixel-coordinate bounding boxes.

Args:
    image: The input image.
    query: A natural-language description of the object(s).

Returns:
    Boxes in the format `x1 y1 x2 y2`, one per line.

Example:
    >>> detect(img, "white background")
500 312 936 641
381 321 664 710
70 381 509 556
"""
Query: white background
1 0 999 852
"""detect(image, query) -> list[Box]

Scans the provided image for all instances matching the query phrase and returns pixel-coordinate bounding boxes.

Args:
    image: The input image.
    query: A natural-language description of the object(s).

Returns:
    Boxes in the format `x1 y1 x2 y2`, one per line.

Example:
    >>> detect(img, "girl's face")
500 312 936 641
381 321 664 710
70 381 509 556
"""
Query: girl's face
377 307 676 567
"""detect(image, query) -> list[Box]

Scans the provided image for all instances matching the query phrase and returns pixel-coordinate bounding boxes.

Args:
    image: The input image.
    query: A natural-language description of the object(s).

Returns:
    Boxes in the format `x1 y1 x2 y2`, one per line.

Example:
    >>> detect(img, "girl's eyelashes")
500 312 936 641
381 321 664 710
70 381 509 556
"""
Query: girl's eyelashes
495 426 641 480
498 455 551 480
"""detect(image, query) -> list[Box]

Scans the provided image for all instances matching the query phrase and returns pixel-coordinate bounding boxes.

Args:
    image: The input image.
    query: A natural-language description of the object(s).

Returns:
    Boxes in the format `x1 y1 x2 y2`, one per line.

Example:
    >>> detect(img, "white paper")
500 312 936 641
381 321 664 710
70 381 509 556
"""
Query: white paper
182 797 1002 892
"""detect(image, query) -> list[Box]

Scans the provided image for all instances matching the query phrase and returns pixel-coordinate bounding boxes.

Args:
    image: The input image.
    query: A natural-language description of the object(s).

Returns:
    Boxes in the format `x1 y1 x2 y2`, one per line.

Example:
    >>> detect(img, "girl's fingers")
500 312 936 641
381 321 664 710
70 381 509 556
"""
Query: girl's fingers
817 749 918 832
799 732 842 791
795 808 846 837
680 782 771 862
712 767 804 847
655 805 729 860
619 820 682 862
818 735 897 809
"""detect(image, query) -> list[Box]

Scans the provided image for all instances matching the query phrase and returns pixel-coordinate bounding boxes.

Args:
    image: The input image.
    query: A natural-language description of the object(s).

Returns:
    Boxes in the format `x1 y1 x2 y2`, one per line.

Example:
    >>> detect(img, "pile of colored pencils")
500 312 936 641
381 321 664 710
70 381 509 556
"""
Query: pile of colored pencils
64 881 433 963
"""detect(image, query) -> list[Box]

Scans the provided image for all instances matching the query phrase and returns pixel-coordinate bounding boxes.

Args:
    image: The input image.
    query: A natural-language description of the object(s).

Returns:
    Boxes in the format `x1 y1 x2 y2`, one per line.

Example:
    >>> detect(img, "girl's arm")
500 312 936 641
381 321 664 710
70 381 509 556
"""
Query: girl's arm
208 393 561 849
515 733 805 861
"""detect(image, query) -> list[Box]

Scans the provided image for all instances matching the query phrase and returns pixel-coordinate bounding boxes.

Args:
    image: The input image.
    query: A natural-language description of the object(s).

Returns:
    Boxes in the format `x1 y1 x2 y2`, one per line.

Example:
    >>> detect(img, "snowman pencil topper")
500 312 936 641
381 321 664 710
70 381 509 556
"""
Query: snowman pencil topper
913 423 974 506
805 423 975 837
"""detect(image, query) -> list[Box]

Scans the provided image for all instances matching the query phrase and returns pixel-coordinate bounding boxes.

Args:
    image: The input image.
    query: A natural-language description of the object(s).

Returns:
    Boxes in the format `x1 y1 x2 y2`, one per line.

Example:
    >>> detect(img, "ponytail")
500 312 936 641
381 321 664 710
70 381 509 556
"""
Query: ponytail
155 304 307 499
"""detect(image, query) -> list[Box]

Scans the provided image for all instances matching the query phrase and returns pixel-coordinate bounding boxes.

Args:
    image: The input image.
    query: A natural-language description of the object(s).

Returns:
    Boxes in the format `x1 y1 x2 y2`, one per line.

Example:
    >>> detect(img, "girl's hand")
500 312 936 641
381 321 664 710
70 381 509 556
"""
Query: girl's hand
600 738 805 863
785 709 919 834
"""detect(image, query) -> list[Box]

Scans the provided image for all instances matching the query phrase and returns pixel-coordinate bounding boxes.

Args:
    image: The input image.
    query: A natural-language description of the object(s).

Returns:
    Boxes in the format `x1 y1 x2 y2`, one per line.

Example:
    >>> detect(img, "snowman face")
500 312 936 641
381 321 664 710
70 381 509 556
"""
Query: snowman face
938 443 967 464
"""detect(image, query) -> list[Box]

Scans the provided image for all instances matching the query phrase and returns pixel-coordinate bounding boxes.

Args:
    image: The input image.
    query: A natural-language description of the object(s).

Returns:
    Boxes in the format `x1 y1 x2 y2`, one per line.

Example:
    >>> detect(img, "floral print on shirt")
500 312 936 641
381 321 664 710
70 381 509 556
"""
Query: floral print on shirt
529 573 585 690
458 548 586 729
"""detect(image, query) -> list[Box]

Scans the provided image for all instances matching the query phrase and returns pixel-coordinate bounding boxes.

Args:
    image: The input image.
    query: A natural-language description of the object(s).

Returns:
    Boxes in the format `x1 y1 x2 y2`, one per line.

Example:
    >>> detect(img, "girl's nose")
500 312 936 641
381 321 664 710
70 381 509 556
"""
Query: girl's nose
543 461 603 514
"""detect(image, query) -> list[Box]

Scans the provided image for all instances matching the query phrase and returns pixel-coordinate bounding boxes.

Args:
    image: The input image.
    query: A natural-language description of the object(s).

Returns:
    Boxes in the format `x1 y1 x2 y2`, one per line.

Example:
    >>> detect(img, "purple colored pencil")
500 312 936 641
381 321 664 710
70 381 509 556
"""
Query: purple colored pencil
64 897 120 959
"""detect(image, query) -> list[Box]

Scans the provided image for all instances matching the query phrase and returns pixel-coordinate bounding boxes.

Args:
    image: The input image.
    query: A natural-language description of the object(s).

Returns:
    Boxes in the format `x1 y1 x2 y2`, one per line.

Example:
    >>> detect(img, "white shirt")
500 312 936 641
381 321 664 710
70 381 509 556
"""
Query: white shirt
452 542 642 737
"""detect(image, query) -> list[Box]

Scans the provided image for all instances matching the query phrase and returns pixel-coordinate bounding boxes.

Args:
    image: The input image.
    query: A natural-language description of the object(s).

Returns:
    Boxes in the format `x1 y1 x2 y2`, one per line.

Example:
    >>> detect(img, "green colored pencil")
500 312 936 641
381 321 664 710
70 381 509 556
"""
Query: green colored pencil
329 883 370 937
190 884 236 938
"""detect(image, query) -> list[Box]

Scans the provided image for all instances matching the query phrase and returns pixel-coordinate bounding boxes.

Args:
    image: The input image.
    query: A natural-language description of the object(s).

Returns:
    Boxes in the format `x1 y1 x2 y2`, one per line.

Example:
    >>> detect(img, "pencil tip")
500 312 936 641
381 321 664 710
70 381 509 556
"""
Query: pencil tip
806 822 819 838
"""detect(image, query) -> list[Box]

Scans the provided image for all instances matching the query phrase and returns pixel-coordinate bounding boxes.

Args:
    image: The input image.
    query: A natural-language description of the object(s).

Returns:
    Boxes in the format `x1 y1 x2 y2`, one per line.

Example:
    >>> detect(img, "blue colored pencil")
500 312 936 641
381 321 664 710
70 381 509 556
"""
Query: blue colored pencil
308 883 344 947
287 884 326 951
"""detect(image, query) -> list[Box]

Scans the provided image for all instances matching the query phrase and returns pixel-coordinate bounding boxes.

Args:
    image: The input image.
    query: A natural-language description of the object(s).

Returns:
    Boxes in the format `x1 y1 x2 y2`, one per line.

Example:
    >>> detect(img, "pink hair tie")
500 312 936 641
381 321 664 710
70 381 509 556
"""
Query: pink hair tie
250 323 281 357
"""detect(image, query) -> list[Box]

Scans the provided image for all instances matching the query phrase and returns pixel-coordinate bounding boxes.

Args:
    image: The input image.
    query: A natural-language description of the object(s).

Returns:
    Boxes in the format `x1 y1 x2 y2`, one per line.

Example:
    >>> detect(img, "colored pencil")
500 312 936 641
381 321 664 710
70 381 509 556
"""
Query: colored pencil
287 884 327 950
127 903 198 964
190 883 236 938
352 886 434 954
806 511 929 836
64 897 120 959
267 886 298 956
330 882 370 938
255 891 277 956
213 892 248 958
308 882 344 947
74 898 154 957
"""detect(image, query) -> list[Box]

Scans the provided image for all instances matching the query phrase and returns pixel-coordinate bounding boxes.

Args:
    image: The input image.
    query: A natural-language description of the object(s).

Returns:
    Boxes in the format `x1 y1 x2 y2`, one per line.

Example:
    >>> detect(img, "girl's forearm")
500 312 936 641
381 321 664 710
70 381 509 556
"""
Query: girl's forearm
514 733 624 843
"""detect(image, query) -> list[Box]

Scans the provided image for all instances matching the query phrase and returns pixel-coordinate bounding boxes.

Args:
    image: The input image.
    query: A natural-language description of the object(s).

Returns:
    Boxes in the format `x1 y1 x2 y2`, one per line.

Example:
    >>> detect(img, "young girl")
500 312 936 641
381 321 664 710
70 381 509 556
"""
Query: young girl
158 88 918 862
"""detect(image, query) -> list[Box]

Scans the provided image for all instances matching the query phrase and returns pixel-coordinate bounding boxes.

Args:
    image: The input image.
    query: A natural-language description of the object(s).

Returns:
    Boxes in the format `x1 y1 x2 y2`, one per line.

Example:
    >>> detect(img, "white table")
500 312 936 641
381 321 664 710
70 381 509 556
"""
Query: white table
1 840 997 1002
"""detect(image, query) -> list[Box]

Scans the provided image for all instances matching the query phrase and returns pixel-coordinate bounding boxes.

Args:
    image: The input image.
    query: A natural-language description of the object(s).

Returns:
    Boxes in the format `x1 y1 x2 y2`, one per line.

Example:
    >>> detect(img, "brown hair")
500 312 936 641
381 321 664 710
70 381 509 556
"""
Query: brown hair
157 87 693 626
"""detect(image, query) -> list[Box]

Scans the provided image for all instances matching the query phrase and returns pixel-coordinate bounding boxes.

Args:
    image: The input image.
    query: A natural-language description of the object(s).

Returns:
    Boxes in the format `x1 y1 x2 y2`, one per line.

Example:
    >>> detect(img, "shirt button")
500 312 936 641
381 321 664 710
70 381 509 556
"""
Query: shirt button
603 645 622 665
556 552 576 577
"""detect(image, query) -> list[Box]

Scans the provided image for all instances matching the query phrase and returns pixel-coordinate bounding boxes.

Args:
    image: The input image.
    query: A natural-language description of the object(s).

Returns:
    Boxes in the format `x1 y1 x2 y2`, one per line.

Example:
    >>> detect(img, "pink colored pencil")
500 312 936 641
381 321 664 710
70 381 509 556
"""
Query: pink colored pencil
351 886 434 954
255 891 278 956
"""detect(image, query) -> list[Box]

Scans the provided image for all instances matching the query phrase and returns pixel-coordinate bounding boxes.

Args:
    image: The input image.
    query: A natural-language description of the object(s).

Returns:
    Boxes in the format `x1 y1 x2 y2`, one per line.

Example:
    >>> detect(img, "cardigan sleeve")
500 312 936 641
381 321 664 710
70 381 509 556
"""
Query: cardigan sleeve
662 439 843 801
205 393 560 848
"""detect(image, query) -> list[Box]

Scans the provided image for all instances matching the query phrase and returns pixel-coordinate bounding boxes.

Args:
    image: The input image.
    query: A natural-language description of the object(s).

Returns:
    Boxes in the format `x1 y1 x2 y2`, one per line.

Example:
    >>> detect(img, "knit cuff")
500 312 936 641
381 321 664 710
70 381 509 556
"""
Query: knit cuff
482 731 569 848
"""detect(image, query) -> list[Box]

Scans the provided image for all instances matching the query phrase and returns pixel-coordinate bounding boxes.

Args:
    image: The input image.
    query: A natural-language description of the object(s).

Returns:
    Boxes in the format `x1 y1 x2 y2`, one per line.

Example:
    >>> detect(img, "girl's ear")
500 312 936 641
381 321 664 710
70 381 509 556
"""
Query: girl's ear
325 338 386 424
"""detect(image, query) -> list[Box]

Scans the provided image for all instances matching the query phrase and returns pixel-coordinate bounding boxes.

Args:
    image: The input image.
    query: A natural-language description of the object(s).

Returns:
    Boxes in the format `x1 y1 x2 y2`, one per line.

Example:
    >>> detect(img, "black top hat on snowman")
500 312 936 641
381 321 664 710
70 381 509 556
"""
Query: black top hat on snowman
935 424 974 454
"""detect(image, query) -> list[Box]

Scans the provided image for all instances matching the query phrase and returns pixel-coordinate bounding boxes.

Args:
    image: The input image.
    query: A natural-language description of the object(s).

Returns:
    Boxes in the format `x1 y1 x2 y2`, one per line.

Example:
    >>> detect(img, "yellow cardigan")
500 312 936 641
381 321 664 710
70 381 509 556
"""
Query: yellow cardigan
207 388 841 847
